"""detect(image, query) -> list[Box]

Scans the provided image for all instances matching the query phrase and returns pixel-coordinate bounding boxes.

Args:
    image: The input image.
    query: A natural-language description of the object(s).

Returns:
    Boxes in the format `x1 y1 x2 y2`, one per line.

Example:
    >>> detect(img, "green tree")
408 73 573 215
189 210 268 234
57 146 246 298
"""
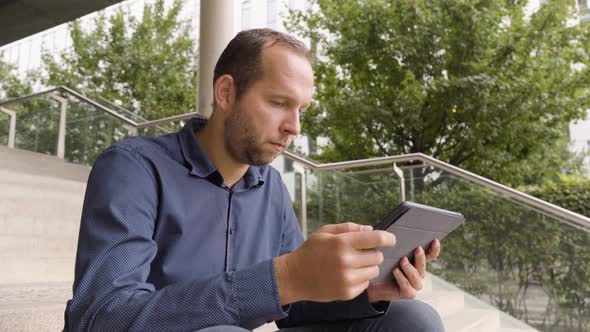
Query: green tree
0 54 37 147
289 0 590 186
0 53 33 98
43 0 197 120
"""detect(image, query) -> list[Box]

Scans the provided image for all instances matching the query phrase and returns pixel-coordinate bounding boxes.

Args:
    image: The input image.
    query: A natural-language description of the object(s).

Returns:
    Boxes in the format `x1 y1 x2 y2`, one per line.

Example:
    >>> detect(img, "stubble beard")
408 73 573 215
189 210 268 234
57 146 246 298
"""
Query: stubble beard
224 105 276 166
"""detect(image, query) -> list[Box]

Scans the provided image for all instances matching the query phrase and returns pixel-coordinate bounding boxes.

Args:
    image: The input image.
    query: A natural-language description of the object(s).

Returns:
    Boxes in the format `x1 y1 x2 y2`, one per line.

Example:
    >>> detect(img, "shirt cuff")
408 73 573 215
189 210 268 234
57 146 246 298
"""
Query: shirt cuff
234 259 289 328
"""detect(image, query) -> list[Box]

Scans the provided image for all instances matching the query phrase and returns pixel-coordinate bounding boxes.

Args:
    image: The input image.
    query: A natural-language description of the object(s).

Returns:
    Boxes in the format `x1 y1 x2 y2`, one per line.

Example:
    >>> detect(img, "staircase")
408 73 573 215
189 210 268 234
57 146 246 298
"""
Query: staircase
0 146 538 332
416 274 537 332
0 145 88 331
256 273 539 332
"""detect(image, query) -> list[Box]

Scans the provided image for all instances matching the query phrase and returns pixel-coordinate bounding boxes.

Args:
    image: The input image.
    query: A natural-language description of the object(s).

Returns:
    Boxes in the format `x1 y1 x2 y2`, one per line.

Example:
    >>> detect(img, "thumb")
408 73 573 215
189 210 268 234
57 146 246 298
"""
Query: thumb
317 222 373 235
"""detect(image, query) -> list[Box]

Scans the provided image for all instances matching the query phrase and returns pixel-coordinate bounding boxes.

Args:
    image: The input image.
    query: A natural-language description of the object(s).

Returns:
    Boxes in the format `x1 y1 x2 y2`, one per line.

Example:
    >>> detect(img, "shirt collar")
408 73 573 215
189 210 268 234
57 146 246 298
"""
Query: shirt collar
178 117 264 189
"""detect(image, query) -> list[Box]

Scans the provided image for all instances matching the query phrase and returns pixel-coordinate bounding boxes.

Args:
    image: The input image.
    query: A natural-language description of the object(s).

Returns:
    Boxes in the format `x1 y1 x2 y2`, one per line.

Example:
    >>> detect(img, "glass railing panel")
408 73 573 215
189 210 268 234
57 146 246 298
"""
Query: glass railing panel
92 95 152 124
63 94 185 164
137 121 181 137
298 162 589 331
404 165 590 332
63 96 138 165
0 88 196 166
0 89 186 165
0 90 141 165
1 94 61 155
302 166 401 234
0 110 9 146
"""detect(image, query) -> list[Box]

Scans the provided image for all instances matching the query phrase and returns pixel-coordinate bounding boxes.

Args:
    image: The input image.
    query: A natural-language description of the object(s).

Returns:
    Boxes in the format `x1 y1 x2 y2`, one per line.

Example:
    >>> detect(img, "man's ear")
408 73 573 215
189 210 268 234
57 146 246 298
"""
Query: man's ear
213 75 235 113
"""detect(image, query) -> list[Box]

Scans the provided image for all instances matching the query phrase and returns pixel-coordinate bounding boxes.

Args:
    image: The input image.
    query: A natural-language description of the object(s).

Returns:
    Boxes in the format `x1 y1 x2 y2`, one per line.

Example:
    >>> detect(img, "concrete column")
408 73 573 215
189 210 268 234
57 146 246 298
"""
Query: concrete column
197 0 236 118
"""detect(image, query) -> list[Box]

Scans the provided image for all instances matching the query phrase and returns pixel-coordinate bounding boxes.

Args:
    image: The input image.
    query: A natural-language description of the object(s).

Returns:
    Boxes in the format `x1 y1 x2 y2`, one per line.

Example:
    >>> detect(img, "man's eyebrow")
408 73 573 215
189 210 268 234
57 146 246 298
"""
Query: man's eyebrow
267 92 290 100
267 92 310 105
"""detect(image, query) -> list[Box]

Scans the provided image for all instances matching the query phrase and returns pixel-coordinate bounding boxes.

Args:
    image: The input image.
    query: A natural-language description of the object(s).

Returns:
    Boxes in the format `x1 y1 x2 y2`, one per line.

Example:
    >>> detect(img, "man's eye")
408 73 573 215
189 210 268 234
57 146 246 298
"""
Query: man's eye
272 101 285 107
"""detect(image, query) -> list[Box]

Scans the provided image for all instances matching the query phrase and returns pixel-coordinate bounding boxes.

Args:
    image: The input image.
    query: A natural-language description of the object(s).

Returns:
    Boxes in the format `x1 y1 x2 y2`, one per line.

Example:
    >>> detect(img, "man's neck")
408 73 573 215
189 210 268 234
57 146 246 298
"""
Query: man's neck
194 118 248 188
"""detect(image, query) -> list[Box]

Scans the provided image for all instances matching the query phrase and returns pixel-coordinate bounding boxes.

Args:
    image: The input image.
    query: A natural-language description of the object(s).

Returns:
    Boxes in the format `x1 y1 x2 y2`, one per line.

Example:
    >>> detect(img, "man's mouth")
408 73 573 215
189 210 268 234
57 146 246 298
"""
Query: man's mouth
270 142 286 152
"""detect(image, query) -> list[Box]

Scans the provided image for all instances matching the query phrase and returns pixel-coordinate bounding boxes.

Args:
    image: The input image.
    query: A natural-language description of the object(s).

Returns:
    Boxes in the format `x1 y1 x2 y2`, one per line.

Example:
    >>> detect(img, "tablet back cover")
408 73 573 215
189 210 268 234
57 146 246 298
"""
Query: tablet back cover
373 206 464 283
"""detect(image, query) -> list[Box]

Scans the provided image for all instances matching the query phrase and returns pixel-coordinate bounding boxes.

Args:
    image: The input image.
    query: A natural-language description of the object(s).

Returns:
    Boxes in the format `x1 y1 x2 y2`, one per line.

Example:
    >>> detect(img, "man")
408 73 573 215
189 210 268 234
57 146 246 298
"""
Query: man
65 29 444 332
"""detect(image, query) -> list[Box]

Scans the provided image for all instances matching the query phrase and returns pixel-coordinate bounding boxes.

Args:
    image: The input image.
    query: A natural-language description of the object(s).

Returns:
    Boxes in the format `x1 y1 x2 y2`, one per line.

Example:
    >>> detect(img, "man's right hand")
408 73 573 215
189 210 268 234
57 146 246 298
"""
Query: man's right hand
274 222 396 305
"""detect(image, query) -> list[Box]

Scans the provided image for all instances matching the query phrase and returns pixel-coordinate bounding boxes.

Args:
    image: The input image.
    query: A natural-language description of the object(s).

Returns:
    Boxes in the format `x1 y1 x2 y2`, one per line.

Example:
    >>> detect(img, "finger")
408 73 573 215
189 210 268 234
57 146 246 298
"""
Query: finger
368 279 399 299
414 246 427 278
400 256 423 291
340 230 396 250
344 280 371 300
393 267 417 299
318 222 373 235
344 249 384 268
348 265 380 284
425 239 441 261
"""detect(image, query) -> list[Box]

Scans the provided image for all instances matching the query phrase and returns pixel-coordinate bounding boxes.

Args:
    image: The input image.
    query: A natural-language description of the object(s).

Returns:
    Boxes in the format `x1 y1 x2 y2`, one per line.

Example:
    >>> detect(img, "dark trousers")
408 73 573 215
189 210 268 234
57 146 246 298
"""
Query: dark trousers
197 299 445 332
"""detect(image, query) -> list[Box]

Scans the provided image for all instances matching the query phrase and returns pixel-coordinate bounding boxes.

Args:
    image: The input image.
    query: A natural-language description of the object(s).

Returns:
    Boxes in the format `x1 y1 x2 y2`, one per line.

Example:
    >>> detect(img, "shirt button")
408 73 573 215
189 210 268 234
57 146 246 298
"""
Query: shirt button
229 229 233 235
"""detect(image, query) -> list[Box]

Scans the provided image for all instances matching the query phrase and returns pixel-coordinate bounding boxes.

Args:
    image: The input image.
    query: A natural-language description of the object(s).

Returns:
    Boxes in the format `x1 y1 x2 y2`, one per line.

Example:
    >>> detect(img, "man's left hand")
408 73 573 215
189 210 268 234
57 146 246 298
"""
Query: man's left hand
366 239 441 303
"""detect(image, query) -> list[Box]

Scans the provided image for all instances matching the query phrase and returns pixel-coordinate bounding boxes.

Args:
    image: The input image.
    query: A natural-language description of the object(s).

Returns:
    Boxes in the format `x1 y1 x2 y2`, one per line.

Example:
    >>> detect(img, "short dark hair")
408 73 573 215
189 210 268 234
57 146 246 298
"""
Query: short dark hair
213 28 312 102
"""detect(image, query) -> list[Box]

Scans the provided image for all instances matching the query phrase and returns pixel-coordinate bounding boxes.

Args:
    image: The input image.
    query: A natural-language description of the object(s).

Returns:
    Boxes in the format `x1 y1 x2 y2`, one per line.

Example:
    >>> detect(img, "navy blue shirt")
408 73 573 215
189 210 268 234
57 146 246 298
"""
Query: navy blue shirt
65 117 388 331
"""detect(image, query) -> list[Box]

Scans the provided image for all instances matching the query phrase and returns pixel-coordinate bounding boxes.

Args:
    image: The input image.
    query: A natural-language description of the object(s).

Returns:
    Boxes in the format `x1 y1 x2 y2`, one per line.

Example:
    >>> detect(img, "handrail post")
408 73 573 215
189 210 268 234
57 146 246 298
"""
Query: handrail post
0 107 16 148
300 168 308 239
393 163 406 202
52 95 68 159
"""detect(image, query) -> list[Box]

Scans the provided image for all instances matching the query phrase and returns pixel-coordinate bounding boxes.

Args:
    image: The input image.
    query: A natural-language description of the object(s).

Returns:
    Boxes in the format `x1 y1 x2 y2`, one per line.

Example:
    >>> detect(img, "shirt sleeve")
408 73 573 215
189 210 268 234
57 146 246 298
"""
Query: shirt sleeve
275 180 391 329
65 146 288 332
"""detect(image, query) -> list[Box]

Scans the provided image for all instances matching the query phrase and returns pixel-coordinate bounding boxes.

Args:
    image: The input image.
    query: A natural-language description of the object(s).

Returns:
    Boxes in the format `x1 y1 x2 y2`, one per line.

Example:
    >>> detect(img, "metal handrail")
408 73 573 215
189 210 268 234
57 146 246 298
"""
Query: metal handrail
0 86 199 129
136 112 201 129
282 150 590 230
2 86 588 230
0 86 140 126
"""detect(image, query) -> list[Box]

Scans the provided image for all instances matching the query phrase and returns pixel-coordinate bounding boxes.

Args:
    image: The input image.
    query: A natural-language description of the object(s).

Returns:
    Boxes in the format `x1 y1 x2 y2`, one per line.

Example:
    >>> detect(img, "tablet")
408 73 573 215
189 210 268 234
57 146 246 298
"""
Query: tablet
371 201 464 284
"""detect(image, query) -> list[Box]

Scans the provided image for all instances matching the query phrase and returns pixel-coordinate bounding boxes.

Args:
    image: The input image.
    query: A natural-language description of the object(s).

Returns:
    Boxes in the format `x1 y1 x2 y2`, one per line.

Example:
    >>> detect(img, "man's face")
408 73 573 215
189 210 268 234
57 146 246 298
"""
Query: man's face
224 45 314 166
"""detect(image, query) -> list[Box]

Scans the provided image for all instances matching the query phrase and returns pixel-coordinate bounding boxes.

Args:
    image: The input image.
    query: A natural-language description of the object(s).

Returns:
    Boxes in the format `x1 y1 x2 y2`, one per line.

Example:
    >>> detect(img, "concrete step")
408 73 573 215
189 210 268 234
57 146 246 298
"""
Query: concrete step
428 274 538 331
0 197 83 219
0 182 85 201
443 308 500 332
0 214 80 237
416 289 465 318
0 146 90 183
1 257 75 284
0 281 279 332
0 282 71 332
0 235 78 257
0 169 87 192
422 272 433 292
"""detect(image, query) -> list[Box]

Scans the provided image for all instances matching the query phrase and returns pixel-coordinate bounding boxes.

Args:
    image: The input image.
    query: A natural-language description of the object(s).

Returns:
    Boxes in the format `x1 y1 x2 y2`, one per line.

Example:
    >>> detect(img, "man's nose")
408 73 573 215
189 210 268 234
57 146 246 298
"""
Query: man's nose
281 109 301 136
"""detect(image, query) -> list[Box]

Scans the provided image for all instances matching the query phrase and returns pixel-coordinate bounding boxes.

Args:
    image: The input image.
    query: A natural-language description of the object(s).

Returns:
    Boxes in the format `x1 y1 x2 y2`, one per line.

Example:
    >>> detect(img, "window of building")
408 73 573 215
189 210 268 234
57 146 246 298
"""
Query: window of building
241 0 254 30
284 158 294 173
